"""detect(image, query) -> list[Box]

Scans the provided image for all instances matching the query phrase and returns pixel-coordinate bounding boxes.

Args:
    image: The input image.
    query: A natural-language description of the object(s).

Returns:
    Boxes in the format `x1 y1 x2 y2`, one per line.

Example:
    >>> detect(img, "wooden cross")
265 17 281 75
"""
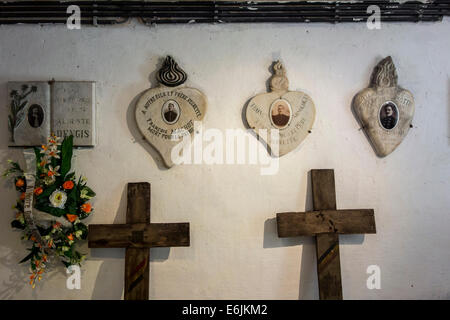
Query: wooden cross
88 182 190 300
276 169 376 300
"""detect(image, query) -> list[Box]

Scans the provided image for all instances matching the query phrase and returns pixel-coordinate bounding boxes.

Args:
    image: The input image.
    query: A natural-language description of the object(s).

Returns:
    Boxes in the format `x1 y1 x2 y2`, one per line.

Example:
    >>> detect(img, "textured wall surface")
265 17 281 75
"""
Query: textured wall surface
0 19 449 299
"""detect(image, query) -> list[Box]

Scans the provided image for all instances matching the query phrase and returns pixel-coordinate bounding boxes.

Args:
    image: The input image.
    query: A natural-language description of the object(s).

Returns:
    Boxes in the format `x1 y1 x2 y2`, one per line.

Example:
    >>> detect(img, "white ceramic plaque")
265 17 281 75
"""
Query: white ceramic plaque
135 56 207 168
245 61 315 157
353 56 414 157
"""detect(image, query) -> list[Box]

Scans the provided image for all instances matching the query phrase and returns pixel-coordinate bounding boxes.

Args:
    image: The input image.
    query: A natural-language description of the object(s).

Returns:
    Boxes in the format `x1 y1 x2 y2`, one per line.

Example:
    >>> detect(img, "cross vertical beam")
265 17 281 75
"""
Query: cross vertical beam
124 183 150 300
311 169 342 300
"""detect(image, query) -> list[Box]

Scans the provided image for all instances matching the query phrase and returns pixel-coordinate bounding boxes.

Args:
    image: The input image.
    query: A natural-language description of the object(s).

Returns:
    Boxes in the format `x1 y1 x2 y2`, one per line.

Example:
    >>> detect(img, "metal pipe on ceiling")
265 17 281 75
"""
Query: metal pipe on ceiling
0 1 448 25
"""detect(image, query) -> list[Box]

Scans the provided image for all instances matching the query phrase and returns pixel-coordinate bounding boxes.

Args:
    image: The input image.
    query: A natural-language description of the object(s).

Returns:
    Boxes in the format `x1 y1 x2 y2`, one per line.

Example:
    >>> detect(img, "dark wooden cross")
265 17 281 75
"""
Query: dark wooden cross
88 182 190 300
276 169 376 300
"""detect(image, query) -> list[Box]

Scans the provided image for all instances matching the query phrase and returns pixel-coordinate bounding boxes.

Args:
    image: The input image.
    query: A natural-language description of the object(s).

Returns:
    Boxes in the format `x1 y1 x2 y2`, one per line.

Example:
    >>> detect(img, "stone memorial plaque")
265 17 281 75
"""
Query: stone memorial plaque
7 81 96 147
7 82 50 147
245 61 315 157
353 56 414 157
135 56 207 168
52 81 96 147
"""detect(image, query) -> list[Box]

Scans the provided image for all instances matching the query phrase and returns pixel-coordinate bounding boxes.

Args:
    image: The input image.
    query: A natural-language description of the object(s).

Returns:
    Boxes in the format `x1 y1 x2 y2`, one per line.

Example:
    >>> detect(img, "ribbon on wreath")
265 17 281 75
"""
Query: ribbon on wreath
22 148 46 248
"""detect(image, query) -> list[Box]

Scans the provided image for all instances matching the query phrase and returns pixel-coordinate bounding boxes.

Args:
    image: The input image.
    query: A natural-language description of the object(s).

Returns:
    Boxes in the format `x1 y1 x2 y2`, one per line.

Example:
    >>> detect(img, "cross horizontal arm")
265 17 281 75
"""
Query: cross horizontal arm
277 209 376 237
88 223 190 248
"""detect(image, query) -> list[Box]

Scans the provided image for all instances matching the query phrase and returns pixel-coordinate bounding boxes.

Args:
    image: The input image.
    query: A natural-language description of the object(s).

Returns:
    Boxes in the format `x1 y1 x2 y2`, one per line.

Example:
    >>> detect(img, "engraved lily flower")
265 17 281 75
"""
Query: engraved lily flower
49 189 67 209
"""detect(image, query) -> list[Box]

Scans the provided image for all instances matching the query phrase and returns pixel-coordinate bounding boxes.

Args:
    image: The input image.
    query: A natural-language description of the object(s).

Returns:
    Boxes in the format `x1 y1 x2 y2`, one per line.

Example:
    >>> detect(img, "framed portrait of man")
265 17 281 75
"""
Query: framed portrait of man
379 101 399 130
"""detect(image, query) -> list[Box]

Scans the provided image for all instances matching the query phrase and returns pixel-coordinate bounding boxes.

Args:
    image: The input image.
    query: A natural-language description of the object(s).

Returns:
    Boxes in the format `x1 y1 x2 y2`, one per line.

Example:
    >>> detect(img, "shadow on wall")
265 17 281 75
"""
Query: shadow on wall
262 170 319 299
125 56 169 171
89 183 170 300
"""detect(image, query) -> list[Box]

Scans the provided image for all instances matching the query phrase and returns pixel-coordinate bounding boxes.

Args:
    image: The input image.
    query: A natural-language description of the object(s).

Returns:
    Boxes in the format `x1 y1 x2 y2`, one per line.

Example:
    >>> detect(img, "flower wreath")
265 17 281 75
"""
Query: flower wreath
3 135 95 287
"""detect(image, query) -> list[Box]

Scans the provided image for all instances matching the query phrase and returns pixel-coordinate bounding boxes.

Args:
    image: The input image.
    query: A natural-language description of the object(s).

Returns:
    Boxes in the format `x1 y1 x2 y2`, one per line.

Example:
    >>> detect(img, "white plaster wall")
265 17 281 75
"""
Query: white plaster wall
0 19 449 300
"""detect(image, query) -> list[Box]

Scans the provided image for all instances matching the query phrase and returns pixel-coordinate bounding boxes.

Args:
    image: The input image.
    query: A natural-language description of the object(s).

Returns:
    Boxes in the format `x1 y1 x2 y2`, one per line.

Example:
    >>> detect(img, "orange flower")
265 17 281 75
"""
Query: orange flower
34 187 43 196
30 274 35 280
66 214 77 223
35 260 40 267
42 255 47 262
30 235 36 242
47 240 53 248
47 170 54 177
20 192 25 201
67 234 74 241
81 203 92 213
40 160 47 167
63 180 74 190
53 222 62 229
15 179 24 187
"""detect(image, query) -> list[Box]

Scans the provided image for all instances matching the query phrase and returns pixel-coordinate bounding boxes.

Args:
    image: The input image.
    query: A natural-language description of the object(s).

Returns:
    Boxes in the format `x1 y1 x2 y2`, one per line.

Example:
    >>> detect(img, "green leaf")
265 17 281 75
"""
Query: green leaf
34 203 65 217
36 184 57 201
19 251 34 264
37 225 52 236
34 147 43 165
11 220 25 230
65 172 75 181
19 246 39 264
60 136 73 179
83 186 96 198
75 223 88 240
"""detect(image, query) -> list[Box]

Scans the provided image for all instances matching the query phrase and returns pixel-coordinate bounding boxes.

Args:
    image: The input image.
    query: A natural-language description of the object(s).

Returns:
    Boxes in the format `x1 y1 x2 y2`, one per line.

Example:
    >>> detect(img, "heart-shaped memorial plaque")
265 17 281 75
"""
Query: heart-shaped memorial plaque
353 56 414 157
246 61 315 157
135 56 207 168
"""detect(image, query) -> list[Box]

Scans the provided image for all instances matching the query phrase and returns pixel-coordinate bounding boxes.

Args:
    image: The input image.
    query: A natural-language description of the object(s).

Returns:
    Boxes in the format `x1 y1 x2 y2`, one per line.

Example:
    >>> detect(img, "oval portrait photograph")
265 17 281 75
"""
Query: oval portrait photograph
379 101 399 130
27 104 44 128
270 99 292 129
161 99 181 125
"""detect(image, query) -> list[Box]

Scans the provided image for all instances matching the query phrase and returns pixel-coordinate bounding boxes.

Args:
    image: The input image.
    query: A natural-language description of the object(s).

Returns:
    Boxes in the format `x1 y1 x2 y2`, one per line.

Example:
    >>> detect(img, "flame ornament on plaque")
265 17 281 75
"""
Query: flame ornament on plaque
245 61 316 157
135 56 207 168
353 56 415 157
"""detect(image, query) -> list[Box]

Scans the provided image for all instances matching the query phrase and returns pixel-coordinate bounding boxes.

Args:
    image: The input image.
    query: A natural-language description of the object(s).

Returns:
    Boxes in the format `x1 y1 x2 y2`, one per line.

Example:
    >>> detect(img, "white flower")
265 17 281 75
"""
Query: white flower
49 190 67 209
48 147 60 159
47 165 60 177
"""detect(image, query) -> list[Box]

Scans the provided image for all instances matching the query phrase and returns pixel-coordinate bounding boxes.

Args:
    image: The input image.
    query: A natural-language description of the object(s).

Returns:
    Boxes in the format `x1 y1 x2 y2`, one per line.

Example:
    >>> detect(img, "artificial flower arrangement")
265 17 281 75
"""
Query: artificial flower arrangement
3 135 95 287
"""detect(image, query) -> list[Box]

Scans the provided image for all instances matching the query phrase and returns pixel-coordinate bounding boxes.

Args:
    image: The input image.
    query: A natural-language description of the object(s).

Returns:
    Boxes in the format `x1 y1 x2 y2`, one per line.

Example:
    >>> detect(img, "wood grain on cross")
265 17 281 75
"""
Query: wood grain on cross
276 169 376 300
88 182 190 300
